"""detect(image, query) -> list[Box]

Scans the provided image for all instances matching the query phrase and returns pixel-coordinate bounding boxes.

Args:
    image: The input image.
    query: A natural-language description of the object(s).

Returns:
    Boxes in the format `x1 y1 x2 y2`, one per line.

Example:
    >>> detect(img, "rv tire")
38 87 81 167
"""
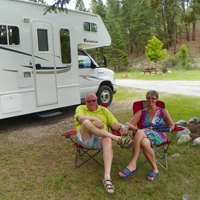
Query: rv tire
97 85 113 106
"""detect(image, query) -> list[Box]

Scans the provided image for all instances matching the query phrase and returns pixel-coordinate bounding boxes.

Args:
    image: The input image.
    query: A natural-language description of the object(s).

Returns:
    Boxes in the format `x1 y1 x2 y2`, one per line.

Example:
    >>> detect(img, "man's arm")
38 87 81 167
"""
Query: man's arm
111 123 128 135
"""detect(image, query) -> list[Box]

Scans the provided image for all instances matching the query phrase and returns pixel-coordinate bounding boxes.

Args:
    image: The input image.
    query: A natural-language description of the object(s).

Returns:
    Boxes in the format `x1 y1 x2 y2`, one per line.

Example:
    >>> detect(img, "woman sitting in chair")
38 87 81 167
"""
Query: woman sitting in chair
118 90 175 182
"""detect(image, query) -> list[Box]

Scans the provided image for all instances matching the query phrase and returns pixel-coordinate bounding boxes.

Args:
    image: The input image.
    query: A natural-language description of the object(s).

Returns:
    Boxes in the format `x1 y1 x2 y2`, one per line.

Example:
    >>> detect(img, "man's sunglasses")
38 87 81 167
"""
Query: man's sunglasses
86 100 97 103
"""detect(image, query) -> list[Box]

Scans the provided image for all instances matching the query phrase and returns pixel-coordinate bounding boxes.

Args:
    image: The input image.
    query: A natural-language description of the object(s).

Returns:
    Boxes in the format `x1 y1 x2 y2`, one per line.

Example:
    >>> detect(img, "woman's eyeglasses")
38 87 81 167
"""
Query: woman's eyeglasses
146 97 157 100
86 100 97 103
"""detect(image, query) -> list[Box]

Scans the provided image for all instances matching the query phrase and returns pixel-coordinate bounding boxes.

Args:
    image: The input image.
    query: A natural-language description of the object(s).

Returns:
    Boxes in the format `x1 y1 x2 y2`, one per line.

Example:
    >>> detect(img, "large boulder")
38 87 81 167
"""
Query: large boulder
176 127 190 139
188 117 199 124
193 137 200 145
177 134 191 144
175 120 189 127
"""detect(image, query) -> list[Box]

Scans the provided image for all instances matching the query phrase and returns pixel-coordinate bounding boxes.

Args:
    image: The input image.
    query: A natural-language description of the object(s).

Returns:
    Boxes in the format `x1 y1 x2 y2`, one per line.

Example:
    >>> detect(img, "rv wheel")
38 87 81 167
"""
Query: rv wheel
97 85 113 106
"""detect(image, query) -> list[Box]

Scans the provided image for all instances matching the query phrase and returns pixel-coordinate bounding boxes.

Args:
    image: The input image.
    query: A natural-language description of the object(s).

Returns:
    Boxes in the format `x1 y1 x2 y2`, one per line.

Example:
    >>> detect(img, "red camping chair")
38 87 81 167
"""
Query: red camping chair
132 100 184 171
62 103 121 168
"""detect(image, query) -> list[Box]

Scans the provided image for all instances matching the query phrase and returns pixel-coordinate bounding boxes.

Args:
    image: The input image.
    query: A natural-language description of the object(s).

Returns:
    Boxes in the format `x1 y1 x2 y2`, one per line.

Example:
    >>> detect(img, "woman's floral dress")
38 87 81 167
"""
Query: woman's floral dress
139 107 167 148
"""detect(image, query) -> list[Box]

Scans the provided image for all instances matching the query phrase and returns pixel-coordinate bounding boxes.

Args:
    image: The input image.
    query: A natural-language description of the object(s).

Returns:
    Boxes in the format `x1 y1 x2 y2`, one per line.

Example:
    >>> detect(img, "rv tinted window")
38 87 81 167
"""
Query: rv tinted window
84 22 90 32
60 29 71 64
37 29 49 52
78 50 91 68
0 25 7 45
91 23 97 32
8 26 20 45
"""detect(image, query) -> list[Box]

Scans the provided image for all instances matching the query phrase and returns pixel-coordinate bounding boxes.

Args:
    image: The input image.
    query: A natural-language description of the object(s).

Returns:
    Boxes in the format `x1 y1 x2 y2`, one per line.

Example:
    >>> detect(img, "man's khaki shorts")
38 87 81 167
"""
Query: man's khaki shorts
76 131 102 150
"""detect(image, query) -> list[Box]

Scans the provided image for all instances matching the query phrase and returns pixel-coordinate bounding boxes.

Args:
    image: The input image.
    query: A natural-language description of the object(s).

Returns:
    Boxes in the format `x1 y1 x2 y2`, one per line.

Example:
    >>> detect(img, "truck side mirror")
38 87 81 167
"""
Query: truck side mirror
102 55 107 67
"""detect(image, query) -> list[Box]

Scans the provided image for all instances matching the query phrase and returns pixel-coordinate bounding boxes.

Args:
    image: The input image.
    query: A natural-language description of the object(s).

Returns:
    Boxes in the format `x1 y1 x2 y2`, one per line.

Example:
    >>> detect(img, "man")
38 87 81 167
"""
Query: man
74 93 133 195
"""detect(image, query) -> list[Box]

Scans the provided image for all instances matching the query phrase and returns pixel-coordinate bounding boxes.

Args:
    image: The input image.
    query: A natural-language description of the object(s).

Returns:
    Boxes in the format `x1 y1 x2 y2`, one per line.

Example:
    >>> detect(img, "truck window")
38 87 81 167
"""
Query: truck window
78 50 91 68
37 29 49 52
0 25 20 45
60 28 71 64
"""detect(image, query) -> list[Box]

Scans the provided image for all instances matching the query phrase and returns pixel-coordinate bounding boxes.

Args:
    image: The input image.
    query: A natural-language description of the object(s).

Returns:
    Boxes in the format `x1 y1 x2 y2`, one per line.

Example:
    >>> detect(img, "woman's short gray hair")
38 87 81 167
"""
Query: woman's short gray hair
146 90 159 99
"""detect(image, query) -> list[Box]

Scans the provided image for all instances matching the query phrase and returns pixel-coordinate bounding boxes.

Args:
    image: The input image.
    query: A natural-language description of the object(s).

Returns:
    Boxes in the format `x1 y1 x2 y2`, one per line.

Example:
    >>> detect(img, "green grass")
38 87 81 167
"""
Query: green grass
115 69 200 80
113 86 200 123
1 71 200 199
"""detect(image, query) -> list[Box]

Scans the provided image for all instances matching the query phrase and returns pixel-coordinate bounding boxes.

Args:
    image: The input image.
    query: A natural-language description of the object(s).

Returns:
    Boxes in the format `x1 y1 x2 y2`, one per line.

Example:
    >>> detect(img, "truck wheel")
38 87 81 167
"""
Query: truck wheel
97 85 113 106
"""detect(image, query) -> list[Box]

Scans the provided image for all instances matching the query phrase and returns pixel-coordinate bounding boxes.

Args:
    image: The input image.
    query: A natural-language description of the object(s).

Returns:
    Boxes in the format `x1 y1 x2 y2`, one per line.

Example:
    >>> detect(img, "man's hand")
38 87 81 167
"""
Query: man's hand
92 118 104 129
120 125 128 135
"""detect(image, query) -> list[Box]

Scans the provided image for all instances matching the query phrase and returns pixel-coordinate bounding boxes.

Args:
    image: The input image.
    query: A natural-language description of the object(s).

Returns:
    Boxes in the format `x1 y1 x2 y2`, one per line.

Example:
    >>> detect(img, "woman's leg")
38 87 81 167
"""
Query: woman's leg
118 130 147 177
141 138 159 181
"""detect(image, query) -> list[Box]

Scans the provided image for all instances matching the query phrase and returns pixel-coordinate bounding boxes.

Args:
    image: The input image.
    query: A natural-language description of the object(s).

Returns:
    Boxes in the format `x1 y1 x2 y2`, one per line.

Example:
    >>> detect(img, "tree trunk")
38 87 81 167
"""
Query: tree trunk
161 9 169 49
179 26 182 44
114 65 117 72
174 22 176 54
192 22 196 41
186 24 190 41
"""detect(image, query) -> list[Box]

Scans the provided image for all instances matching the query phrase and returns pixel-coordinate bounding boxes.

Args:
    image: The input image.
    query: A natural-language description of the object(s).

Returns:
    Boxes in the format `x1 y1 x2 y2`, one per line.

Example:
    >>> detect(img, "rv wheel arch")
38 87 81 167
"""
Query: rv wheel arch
96 85 113 106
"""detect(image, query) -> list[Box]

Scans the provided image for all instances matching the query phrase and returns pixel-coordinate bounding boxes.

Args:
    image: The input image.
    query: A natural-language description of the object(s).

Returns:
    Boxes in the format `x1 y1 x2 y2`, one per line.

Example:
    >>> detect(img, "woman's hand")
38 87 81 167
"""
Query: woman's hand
143 127 152 131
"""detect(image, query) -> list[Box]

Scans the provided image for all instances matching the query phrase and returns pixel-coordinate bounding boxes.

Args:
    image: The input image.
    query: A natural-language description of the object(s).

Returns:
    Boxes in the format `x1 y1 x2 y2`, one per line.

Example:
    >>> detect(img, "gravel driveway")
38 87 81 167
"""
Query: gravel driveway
116 79 200 97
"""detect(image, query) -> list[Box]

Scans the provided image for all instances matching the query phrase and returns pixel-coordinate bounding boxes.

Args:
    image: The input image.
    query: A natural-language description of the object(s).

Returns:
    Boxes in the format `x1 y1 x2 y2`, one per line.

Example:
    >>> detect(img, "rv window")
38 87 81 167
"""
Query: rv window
84 22 90 32
0 25 7 45
84 22 98 33
8 26 20 45
78 50 91 68
37 29 49 52
60 29 71 64
91 23 97 32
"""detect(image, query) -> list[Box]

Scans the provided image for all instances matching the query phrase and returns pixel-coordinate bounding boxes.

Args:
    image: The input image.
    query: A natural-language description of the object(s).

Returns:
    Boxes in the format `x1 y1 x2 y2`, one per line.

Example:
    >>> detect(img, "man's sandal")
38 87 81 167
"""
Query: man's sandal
117 138 134 149
103 178 115 195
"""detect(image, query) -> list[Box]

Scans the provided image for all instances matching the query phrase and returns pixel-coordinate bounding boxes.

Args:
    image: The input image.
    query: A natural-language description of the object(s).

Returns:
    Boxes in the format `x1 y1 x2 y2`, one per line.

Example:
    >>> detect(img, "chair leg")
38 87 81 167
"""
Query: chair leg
138 145 169 171
75 147 104 168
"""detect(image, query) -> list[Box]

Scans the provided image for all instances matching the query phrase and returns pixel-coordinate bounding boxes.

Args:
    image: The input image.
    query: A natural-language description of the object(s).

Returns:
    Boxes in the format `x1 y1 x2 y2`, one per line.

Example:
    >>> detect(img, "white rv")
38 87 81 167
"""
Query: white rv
0 0 117 119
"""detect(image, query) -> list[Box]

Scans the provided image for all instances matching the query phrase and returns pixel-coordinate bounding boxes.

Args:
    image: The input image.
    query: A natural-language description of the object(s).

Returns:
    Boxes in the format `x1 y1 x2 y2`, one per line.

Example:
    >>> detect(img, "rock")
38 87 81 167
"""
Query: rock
193 137 200 145
176 128 190 139
177 134 191 144
188 117 199 124
175 120 189 127
171 153 180 158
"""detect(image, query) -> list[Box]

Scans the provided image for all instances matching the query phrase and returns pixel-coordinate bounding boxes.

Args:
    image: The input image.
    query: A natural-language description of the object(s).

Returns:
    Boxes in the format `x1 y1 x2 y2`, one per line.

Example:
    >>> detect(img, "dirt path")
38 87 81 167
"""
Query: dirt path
0 100 132 149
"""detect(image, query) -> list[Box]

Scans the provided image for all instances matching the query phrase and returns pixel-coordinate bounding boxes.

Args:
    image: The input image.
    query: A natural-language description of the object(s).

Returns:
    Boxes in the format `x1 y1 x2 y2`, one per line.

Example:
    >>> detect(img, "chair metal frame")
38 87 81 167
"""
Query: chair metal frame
132 100 184 171
62 130 104 168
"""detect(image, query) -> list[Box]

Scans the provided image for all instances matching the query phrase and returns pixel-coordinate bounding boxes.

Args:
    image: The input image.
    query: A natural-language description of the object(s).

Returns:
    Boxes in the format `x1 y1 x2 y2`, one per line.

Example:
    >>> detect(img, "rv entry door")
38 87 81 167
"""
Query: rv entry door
31 21 57 106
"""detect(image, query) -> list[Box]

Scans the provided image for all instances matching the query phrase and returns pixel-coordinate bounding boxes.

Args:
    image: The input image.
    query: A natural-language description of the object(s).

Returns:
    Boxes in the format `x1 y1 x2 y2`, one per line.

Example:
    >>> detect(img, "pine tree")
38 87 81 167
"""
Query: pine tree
130 0 156 53
104 7 129 72
178 44 188 67
75 0 87 11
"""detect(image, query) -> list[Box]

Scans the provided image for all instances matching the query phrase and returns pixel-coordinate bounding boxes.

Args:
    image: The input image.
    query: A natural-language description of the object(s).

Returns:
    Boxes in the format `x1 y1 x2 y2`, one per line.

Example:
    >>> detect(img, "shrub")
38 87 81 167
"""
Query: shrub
166 56 179 67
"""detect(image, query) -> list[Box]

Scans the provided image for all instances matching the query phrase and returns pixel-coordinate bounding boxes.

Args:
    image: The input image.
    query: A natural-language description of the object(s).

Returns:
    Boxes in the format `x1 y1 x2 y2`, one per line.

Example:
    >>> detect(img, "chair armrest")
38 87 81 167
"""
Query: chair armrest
173 126 184 131
62 130 77 138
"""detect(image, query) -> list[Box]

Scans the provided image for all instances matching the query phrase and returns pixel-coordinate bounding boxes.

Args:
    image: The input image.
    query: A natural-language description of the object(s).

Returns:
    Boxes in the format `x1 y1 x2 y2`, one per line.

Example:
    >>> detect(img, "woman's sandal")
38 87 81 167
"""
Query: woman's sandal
117 138 134 149
103 178 115 195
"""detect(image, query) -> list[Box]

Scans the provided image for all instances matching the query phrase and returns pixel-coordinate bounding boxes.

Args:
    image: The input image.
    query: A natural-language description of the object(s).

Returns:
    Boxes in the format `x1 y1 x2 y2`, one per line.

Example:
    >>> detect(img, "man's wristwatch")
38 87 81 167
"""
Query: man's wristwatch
119 124 123 131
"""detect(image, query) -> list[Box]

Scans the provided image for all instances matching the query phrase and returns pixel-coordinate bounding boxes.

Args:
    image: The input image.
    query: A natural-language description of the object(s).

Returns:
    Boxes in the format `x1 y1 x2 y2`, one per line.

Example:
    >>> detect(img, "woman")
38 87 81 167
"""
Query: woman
118 90 175 182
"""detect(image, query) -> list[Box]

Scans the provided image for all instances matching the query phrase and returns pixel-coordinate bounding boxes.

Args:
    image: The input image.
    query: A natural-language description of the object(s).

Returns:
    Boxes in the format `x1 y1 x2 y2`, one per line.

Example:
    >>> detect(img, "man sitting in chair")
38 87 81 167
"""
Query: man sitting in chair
118 90 175 182
75 92 133 195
